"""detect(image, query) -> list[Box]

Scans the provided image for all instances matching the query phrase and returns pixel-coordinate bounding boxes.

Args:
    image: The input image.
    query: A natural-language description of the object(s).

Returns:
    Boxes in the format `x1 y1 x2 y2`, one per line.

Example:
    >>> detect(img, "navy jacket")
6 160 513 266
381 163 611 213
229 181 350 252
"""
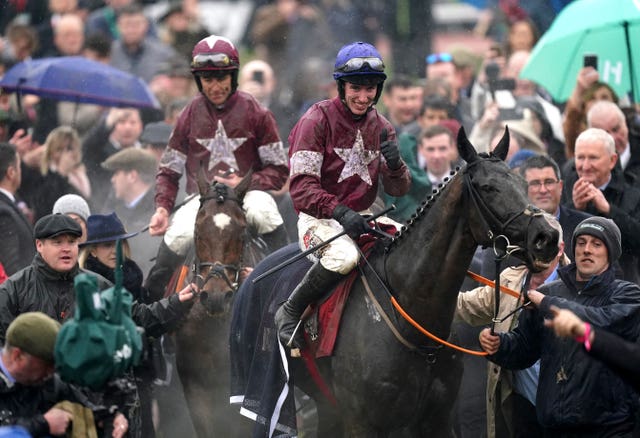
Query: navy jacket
490 264 640 430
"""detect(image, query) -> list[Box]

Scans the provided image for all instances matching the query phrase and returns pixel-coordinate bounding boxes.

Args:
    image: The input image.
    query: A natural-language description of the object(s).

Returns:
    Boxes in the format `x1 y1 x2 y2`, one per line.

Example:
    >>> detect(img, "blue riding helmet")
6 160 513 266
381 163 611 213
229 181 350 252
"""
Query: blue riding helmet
333 42 387 106
333 42 387 82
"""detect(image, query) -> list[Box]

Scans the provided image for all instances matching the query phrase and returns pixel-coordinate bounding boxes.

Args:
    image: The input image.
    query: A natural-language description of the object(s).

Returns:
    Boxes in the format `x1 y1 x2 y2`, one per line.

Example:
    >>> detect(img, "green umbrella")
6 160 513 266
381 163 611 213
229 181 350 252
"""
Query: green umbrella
521 0 640 103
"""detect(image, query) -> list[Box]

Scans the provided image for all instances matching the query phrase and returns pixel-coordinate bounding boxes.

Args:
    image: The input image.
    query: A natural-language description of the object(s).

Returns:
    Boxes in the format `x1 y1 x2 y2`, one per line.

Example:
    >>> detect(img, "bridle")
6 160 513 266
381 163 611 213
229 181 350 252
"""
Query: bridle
193 181 244 294
463 158 544 255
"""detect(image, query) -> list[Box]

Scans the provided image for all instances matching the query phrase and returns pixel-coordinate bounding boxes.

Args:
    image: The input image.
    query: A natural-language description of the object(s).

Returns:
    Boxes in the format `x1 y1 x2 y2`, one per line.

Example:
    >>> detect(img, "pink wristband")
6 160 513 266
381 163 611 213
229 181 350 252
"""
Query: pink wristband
575 322 592 351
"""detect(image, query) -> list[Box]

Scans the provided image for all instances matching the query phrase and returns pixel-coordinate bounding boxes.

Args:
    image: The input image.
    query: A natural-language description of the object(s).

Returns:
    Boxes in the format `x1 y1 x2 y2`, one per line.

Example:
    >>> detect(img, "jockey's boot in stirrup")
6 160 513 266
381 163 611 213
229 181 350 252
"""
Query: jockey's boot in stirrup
144 241 183 303
274 262 344 349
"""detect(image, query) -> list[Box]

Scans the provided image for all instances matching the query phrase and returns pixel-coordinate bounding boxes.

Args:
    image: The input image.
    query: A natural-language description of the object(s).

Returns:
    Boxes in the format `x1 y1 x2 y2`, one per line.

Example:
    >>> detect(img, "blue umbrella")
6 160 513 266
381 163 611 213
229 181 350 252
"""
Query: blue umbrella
0 56 160 109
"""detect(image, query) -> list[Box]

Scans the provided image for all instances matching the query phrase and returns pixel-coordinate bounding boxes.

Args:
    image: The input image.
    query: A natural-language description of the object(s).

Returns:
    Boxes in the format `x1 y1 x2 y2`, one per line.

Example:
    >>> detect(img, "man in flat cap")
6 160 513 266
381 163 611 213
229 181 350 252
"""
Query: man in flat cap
0 312 74 436
101 148 160 276
0 214 112 336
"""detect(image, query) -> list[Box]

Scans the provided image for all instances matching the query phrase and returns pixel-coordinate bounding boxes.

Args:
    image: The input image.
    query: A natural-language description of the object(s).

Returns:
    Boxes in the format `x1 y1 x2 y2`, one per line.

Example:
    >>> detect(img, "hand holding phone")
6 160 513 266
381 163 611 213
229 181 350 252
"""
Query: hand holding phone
583 54 598 70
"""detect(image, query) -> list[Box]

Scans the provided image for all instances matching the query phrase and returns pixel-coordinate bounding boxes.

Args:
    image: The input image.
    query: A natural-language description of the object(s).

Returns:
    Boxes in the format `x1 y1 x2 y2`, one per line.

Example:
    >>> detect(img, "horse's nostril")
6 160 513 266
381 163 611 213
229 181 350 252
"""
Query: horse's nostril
225 290 233 301
199 292 209 303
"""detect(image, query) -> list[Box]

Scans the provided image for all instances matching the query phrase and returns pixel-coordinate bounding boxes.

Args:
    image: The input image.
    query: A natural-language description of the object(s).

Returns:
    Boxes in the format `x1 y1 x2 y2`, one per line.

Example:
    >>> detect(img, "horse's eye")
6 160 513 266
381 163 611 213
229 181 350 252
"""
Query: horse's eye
479 184 497 193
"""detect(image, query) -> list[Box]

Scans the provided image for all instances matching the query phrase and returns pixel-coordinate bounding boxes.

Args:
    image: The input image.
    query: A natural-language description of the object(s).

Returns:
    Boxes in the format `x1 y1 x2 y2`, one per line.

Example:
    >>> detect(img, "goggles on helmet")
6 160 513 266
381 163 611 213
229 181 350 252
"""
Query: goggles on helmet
335 57 385 73
191 53 238 69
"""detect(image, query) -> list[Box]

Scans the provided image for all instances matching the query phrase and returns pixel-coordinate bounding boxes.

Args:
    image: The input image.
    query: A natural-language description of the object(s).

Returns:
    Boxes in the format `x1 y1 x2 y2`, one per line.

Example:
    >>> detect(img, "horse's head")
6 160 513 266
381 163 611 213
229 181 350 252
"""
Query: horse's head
193 166 248 315
458 127 559 271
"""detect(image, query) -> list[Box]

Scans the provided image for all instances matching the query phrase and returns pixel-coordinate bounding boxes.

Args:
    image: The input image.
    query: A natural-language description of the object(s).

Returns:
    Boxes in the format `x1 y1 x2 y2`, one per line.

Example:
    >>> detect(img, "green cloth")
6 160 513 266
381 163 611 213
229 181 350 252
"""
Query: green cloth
384 132 432 222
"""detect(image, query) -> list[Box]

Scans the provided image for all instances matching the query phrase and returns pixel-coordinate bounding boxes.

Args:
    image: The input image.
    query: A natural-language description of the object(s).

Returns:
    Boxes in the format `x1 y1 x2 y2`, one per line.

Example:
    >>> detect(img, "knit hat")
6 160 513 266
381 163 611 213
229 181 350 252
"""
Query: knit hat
52 194 91 223
34 213 83 240
6 312 61 363
571 217 622 262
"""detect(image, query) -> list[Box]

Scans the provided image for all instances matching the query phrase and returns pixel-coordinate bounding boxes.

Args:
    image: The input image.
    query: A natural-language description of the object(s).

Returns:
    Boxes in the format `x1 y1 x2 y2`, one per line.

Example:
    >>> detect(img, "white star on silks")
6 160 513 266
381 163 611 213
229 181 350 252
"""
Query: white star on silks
196 120 247 171
334 130 378 185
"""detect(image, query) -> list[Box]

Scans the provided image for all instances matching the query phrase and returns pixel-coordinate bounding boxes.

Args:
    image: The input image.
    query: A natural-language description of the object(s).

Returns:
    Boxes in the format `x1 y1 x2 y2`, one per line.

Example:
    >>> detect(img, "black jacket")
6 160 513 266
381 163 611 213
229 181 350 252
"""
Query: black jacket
561 165 640 283
0 192 34 276
0 369 97 437
0 254 191 340
490 264 640 431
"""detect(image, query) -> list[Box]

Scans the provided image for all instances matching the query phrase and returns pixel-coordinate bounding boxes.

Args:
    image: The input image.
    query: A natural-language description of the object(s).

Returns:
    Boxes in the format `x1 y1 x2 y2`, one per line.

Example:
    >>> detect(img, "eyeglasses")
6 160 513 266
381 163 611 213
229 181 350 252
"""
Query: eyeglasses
191 53 238 69
335 57 385 73
527 179 559 190
426 52 453 65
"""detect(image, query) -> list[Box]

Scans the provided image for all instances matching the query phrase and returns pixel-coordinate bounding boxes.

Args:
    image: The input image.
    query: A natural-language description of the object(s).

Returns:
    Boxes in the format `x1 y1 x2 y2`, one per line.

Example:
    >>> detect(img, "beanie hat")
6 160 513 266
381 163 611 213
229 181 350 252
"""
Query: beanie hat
6 312 61 363
571 217 622 262
52 194 91 223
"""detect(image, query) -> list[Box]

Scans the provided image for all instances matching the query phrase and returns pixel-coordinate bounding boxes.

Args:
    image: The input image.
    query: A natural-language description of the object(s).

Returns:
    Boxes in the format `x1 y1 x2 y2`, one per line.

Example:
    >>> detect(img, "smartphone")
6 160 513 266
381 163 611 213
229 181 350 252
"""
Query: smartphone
584 53 598 70
252 70 264 84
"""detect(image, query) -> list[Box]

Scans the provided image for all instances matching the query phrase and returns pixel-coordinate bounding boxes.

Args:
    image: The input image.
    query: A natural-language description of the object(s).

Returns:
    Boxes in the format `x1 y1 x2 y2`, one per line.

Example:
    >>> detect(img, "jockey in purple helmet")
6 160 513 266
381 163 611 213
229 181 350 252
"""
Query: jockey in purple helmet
275 42 412 349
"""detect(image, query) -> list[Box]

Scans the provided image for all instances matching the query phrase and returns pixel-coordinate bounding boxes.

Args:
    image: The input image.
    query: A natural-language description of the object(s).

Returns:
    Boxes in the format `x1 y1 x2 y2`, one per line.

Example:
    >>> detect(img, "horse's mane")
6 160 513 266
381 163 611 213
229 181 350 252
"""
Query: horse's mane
387 166 461 252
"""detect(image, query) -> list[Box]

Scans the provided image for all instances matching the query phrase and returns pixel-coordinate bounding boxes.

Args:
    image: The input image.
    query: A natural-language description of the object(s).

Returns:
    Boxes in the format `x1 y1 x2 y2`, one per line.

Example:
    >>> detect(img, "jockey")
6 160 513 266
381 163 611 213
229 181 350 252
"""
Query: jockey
146 35 289 300
275 41 412 348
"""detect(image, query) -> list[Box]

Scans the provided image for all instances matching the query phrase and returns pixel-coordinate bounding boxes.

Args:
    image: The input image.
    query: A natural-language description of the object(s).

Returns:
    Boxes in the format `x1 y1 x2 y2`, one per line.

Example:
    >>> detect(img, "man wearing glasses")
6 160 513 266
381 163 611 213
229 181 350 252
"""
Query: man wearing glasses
561 128 640 283
146 35 289 301
275 42 411 348
519 154 590 258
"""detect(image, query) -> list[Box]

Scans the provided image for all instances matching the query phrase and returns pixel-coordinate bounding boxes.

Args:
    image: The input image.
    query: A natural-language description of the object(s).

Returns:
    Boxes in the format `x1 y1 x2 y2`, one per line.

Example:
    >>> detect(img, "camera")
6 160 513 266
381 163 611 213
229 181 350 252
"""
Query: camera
583 53 598 70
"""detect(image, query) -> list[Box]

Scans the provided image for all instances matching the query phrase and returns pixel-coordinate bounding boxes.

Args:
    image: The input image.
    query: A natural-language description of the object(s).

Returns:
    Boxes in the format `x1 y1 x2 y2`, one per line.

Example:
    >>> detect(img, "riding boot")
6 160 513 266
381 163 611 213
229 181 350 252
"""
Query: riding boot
274 262 344 348
260 224 289 252
144 241 183 302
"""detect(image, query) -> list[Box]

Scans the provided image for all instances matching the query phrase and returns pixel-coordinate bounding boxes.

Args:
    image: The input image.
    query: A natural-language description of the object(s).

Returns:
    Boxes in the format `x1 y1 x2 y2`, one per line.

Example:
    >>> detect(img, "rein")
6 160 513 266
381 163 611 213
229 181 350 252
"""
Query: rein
357 160 543 357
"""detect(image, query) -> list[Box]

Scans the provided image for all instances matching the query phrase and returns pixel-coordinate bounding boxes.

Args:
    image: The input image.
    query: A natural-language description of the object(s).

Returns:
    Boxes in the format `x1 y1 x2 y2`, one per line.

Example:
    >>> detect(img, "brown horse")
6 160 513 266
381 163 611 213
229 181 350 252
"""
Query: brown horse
173 168 264 437
230 128 561 437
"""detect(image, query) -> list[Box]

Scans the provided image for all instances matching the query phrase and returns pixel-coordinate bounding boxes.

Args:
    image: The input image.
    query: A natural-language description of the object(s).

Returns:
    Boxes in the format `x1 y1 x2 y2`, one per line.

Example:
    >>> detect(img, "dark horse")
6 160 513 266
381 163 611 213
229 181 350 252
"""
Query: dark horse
172 167 264 437
230 128 560 437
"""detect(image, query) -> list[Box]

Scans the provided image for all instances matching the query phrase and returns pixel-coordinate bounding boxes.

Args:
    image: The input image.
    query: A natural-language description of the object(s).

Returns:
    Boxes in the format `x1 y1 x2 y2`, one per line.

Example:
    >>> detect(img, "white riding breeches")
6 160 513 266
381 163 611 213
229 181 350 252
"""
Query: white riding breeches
164 190 283 255
297 211 401 275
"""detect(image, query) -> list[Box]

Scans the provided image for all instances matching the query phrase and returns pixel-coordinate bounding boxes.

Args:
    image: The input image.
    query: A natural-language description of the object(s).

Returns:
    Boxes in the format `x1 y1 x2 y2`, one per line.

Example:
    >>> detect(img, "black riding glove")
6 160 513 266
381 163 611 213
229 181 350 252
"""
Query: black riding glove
380 140 401 170
332 204 370 239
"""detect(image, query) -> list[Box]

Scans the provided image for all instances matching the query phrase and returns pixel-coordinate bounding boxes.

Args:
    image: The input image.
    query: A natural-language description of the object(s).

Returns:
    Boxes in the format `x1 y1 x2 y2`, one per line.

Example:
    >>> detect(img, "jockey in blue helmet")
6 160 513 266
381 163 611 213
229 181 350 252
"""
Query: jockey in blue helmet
333 42 388 111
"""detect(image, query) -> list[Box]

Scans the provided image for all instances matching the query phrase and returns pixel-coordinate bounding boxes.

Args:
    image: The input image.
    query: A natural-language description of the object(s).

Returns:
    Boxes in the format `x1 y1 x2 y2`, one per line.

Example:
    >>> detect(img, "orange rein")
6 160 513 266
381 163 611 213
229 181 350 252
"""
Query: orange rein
388 271 521 357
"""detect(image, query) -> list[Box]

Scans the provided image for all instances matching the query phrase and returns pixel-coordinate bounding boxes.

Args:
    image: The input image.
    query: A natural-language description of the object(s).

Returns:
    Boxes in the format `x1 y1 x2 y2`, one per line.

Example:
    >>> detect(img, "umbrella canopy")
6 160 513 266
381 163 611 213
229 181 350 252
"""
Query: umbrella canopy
0 56 160 109
521 0 640 103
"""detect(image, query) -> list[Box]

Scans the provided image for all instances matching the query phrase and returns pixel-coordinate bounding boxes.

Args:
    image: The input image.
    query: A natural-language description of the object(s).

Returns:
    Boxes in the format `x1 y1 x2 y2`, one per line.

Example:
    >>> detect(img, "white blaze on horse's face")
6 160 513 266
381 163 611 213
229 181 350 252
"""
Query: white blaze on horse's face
212 213 232 230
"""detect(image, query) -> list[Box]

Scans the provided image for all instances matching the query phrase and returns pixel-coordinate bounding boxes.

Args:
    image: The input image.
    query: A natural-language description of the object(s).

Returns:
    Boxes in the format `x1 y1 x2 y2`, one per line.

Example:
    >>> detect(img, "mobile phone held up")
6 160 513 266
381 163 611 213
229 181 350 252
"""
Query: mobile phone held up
252 70 264 84
584 53 598 70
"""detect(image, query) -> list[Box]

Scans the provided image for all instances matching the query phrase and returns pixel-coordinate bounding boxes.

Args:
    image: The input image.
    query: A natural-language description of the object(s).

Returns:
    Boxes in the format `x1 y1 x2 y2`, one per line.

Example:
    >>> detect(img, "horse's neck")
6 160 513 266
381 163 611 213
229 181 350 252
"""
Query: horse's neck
384 178 477 335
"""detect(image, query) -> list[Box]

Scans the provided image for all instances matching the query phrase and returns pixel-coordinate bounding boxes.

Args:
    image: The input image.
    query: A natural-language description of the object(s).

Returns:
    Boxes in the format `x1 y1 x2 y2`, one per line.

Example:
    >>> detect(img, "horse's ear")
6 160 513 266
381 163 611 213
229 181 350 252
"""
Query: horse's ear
492 126 510 161
197 163 209 196
234 168 254 202
457 126 478 164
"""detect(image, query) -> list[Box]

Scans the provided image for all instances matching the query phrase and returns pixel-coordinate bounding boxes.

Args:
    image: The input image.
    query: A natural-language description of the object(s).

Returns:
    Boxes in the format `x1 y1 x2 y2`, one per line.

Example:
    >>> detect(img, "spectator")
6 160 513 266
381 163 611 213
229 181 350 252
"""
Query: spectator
109 4 178 83
0 212 198 435
504 18 539 58
417 94 453 131
139 120 172 164
586 100 640 183
86 0 156 43
19 126 90 222
457 215 566 438
418 124 461 187
82 107 143 208
0 312 104 437
544 306 640 393
561 128 640 283
157 2 208 62
1 23 38 66
52 193 91 243
479 217 640 436
101 148 160 276
0 142 34 276
563 67 618 158
381 75 423 137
